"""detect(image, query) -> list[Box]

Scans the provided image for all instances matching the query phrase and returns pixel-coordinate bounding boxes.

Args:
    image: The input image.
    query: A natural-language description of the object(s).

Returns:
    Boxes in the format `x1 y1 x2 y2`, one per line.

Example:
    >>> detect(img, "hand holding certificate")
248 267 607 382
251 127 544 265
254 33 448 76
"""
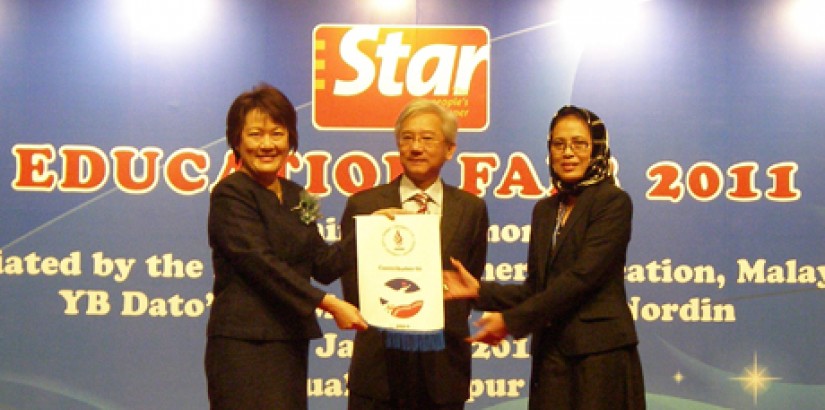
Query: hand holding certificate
355 213 445 351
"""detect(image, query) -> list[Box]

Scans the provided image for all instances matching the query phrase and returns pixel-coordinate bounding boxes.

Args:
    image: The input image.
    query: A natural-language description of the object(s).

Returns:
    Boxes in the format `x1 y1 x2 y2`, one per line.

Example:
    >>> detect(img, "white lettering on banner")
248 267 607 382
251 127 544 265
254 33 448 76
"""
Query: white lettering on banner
91 251 136 283
333 26 489 97
487 223 531 244
307 353 527 402
471 338 530 360
308 374 527 402
307 373 349 397
58 289 111 315
57 289 213 317
467 378 527 403
6 250 810 324
316 217 342 242
0 250 82 276
628 296 736 322
737 258 825 289
120 291 212 317
314 333 353 358
483 262 528 282
625 258 726 289
145 253 204 279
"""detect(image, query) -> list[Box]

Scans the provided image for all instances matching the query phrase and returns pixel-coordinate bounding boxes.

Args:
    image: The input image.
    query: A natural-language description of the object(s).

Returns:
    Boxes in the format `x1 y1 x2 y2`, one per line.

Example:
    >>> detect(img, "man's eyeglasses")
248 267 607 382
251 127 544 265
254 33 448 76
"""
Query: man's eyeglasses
398 133 443 148
549 139 590 154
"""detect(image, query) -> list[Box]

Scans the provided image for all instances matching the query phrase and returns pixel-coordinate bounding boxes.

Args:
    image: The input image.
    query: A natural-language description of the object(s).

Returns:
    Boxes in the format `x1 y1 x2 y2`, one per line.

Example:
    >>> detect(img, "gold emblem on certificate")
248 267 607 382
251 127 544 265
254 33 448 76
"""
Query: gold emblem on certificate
381 225 416 256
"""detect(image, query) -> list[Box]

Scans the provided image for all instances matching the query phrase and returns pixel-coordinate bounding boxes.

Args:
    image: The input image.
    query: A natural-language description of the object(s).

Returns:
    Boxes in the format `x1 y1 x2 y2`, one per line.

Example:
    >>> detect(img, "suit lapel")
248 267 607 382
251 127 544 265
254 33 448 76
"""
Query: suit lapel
537 196 560 277
439 185 462 258
551 187 596 260
383 177 404 208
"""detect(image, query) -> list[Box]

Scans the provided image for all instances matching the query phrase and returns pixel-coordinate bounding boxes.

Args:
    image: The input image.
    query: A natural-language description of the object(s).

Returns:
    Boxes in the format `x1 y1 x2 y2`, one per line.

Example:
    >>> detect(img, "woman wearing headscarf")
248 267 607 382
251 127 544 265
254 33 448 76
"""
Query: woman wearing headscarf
446 105 645 409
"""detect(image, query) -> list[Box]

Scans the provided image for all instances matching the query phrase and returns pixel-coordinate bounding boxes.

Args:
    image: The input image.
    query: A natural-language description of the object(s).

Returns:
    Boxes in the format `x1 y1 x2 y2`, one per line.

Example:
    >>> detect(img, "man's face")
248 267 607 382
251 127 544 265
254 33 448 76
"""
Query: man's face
396 112 456 189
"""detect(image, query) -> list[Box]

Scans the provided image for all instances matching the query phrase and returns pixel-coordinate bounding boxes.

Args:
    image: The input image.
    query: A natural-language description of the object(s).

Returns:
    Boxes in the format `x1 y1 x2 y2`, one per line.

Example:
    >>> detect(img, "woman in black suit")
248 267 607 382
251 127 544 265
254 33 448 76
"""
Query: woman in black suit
446 106 645 409
205 83 367 409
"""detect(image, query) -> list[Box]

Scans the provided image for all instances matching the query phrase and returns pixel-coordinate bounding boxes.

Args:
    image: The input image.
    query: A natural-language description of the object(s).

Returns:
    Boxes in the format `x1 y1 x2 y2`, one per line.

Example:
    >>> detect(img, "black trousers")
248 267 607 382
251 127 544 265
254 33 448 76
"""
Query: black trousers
205 336 309 410
348 392 464 410
529 333 646 410
348 349 465 410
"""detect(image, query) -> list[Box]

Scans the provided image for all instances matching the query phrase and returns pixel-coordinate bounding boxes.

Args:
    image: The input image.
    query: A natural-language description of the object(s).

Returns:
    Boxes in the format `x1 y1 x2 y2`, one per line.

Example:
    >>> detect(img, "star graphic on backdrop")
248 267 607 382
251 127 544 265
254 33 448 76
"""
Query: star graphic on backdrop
730 351 781 405
673 371 684 384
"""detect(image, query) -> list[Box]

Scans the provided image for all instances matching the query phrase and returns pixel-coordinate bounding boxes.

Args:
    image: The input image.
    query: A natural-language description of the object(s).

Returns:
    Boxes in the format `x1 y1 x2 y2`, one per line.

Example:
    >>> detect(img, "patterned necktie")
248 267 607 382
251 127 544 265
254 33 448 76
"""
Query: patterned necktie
409 192 431 214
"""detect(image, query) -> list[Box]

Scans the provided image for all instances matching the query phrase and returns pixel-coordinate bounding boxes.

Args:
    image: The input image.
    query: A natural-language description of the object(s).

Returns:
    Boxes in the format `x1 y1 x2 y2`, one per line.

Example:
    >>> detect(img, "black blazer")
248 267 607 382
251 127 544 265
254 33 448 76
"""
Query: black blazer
478 180 638 356
207 172 350 341
340 177 489 403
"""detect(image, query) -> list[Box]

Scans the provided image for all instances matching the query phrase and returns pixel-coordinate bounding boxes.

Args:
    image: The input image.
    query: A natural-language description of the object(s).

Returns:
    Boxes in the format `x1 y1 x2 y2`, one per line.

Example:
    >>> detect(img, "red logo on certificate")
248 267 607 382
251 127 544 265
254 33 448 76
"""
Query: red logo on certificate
381 279 424 319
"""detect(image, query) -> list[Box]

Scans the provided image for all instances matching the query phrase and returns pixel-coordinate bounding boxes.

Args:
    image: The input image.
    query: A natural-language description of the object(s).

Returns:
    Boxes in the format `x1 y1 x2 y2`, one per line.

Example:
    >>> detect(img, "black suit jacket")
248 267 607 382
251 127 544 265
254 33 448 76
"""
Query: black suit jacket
207 172 350 341
340 177 489 403
478 180 638 356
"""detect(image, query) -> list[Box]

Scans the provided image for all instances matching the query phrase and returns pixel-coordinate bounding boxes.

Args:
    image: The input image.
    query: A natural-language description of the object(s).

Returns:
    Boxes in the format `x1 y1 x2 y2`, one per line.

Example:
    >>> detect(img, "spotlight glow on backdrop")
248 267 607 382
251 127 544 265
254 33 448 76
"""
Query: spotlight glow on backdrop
559 0 645 48
120 0 215 45
786 0 825 45
371 0 412 11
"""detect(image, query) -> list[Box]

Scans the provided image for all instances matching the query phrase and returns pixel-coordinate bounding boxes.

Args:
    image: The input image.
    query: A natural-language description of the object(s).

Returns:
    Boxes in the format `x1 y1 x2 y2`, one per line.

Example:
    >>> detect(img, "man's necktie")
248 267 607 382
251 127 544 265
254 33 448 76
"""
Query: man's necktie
409 192 431 214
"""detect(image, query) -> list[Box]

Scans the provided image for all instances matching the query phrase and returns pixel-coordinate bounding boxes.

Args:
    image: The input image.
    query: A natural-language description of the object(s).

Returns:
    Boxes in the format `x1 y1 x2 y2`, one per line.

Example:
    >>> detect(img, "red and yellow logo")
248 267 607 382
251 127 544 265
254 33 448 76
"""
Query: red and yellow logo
312 24 490 131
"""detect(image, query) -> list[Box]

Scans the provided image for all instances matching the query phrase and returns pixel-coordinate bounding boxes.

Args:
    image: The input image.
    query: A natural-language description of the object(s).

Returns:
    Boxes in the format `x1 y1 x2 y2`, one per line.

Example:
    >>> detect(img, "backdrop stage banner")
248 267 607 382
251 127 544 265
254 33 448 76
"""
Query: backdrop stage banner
2 1 824 409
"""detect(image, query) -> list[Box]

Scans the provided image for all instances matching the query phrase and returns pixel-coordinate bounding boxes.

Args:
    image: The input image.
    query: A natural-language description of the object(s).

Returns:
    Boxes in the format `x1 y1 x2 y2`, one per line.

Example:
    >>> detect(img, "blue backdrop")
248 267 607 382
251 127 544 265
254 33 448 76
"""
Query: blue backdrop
2 0 824 408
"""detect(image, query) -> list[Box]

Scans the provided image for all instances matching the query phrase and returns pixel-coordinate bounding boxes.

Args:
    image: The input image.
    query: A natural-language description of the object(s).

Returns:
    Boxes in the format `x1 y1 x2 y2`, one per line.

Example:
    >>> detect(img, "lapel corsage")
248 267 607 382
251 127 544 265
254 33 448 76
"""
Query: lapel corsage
292 190 322 225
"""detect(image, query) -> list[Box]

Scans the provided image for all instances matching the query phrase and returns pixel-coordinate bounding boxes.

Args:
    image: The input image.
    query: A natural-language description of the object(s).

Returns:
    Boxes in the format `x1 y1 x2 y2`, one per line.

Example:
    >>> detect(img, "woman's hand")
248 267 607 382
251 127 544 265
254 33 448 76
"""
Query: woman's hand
467 312 509 346
443 257 480 299
319 294 368 331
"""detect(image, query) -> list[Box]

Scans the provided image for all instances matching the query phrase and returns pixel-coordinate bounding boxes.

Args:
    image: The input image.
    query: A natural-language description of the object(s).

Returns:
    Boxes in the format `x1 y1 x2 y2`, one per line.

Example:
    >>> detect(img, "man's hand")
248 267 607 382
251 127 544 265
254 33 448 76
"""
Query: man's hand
443 257 480 299
371 207 412 220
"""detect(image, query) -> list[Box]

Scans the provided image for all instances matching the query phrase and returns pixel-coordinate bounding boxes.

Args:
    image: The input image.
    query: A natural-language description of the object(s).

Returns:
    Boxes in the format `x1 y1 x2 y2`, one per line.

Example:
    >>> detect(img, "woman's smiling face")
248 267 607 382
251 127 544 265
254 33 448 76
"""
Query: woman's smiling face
237 108 290 185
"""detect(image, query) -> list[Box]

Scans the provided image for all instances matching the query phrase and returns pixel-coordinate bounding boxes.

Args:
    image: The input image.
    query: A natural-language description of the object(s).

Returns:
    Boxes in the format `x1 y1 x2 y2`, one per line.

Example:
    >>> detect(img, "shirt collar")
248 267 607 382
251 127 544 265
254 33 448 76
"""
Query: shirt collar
400 174 443 207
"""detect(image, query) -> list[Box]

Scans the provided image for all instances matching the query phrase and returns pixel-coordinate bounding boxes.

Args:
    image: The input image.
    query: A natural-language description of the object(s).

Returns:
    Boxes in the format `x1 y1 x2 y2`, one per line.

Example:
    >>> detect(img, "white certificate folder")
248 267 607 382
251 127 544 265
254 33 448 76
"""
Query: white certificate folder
354 214 444 332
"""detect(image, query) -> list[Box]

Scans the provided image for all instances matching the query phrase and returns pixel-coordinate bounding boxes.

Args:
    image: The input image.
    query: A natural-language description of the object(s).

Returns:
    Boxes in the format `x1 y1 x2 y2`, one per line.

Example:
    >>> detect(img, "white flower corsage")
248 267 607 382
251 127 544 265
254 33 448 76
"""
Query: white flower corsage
292 190 322 225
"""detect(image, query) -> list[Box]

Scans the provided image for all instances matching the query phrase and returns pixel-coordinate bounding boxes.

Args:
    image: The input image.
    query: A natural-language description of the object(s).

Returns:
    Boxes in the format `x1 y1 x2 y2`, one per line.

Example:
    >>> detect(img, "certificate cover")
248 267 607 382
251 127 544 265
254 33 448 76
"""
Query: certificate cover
355 214 445 349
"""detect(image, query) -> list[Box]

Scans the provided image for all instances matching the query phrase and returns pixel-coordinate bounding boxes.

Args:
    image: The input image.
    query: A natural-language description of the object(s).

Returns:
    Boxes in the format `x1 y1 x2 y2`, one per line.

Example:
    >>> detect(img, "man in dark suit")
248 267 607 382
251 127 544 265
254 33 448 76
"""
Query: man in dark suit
340 99 489 409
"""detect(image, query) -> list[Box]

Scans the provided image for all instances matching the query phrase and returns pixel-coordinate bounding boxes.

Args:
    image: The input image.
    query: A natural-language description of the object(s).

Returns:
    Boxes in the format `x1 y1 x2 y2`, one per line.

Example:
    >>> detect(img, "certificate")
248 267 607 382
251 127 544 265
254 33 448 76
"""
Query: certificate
354 214 444 332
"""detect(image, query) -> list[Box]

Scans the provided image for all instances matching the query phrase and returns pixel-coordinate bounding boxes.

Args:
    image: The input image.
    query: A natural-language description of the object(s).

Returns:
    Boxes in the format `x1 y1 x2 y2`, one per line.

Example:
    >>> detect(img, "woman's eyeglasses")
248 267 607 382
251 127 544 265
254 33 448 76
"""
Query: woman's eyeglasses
549 139 590 154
